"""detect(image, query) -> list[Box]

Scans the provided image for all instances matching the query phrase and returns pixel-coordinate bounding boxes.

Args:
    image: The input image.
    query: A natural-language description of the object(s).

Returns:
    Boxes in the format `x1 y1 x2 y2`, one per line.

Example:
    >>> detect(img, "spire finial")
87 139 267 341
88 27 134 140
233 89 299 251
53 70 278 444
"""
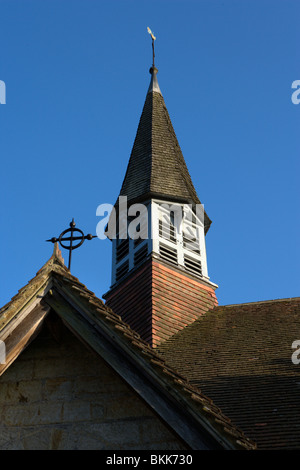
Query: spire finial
147 27 156 68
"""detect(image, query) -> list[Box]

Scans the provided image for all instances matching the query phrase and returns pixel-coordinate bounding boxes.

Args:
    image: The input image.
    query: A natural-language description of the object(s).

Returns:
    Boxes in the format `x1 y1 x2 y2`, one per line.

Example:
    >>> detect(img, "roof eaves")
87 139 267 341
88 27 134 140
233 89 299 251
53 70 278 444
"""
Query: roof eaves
0 245 67 332
0 251 256 450
221 297 300 308
48 271 256 450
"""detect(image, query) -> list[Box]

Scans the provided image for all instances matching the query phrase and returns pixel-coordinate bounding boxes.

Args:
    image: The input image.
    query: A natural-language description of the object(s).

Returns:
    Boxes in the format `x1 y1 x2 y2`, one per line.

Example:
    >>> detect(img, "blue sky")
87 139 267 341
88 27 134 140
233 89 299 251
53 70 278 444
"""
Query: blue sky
0 0 299 307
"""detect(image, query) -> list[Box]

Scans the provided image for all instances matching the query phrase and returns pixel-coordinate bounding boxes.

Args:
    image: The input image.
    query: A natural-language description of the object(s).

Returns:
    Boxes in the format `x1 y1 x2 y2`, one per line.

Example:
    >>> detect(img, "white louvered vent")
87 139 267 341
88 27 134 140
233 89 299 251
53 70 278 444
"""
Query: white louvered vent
159 243 178 265
116 260 129 282
184 255 202 277
134 223 149 248
159 218 176 243
183 233 200 254
134 244 148 267
116 238 129 263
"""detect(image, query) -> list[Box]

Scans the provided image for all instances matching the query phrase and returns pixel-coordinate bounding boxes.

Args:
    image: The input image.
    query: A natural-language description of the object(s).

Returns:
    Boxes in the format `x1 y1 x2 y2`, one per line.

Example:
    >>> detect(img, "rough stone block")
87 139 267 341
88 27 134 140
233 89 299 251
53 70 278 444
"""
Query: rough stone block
44 377 73 401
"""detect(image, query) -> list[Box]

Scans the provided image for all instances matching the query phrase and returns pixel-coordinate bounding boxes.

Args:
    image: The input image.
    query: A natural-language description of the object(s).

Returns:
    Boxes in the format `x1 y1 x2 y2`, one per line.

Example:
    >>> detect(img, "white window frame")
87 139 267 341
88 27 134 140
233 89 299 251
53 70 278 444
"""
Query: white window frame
151 199 209 280
112 202 151 285
111 199 210 285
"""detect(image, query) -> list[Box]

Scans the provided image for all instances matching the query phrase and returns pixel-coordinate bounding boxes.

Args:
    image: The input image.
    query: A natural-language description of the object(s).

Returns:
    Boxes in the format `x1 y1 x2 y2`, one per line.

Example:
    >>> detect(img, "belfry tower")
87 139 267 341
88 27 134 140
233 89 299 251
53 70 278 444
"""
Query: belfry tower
104 36 218 347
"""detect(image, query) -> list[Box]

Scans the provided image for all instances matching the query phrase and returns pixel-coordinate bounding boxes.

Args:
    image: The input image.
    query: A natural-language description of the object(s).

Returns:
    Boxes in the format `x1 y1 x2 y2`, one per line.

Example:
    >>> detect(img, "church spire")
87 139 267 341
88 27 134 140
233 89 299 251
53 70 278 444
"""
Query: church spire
117 29 211 232
104 34 218 347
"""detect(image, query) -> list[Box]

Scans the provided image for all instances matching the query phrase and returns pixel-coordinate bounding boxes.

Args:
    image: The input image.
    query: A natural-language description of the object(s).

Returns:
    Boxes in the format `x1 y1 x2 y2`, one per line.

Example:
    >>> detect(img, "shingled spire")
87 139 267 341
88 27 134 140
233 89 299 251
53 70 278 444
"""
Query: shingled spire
104 40 218 348
117 66 211 233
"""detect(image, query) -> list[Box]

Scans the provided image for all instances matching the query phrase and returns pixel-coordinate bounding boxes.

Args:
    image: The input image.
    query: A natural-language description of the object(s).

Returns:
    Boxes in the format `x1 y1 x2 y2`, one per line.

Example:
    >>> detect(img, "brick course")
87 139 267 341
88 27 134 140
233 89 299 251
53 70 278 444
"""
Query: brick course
105 258 218 347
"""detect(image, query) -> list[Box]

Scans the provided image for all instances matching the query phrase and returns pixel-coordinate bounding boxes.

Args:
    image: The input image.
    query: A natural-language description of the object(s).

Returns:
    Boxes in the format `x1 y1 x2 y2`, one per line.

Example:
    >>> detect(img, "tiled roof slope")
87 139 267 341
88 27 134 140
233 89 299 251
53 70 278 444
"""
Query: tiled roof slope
0 246 66 332
117 69 211 233
157 298 300 449
0 247 255 450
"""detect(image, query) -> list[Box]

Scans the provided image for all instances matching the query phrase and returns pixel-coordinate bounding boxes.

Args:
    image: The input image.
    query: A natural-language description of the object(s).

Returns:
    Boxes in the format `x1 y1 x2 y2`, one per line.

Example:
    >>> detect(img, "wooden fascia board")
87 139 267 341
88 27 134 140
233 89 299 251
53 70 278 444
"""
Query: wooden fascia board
0 301 51 376
44 286 239 450
0 274 53 334
0 274 55 376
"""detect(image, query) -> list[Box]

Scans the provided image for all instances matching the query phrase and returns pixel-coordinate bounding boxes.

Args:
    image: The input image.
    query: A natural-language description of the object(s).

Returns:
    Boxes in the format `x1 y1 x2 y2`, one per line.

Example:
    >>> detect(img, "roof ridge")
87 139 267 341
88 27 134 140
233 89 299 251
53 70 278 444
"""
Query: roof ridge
221 297 300 308
0 246 69 323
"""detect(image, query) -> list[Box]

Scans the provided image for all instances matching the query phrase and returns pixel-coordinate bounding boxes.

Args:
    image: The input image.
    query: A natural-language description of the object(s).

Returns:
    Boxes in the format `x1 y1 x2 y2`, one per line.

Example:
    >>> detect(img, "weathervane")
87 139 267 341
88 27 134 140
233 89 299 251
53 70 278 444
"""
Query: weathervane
147 27 156 68
46 219 96 270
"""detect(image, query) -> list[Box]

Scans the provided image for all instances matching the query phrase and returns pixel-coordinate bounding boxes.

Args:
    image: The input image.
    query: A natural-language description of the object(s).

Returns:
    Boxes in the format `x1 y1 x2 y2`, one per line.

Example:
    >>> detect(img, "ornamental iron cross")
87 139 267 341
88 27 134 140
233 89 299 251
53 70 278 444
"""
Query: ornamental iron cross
46 219 96 270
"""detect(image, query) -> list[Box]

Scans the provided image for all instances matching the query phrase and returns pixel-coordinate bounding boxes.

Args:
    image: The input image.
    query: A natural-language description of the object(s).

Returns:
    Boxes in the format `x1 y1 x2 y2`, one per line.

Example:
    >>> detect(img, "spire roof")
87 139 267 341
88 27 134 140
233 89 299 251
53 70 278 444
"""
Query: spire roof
117 66 212 233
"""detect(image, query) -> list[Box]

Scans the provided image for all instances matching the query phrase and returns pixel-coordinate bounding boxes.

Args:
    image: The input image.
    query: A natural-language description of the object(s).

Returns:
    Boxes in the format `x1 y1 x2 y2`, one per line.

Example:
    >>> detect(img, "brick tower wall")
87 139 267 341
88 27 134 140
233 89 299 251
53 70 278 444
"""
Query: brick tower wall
105 261 154 344
151 260 218 347
104 258 218 348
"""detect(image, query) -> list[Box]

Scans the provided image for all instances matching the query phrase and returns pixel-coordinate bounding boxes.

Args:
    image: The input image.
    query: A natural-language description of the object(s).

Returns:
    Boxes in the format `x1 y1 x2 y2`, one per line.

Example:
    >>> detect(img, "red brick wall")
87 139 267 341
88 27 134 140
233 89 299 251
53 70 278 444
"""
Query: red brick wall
151 261 218 347
104 258 218 348
105 261 153 344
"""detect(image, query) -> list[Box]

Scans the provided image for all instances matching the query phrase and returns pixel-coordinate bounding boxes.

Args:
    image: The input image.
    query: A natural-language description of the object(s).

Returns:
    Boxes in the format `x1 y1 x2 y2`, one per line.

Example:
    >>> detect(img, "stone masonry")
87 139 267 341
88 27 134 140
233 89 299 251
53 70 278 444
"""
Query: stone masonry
0 318 187 450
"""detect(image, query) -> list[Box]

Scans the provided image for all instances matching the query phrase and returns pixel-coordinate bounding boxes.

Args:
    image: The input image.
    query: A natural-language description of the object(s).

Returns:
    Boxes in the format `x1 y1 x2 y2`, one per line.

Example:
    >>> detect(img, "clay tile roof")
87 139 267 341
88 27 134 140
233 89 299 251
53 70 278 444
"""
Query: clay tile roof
47 271 256 449
0 248 255 450
157 298 300 449
0 244 67 332
117 68 212 233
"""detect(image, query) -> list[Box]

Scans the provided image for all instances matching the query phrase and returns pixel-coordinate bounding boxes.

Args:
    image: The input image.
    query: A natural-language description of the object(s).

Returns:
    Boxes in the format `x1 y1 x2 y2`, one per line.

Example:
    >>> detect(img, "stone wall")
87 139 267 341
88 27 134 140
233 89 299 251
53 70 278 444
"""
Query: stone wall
0 319 187 450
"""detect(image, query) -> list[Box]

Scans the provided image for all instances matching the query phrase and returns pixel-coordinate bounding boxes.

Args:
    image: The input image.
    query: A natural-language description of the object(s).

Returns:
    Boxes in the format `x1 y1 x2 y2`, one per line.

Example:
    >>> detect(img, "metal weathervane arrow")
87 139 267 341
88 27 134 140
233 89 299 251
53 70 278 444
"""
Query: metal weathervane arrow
147 27 156 67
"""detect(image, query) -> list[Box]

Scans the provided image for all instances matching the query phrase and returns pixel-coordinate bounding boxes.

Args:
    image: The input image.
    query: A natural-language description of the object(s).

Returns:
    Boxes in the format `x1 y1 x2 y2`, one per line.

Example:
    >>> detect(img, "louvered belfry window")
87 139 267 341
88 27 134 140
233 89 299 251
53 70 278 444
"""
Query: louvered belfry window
159 211 177 243
134 244 148 267
184 255 202 277
116 260 129 282
116 238 129 263
157 203 204 279
112 201 207 285
113 207 150 285
159 243 178 264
